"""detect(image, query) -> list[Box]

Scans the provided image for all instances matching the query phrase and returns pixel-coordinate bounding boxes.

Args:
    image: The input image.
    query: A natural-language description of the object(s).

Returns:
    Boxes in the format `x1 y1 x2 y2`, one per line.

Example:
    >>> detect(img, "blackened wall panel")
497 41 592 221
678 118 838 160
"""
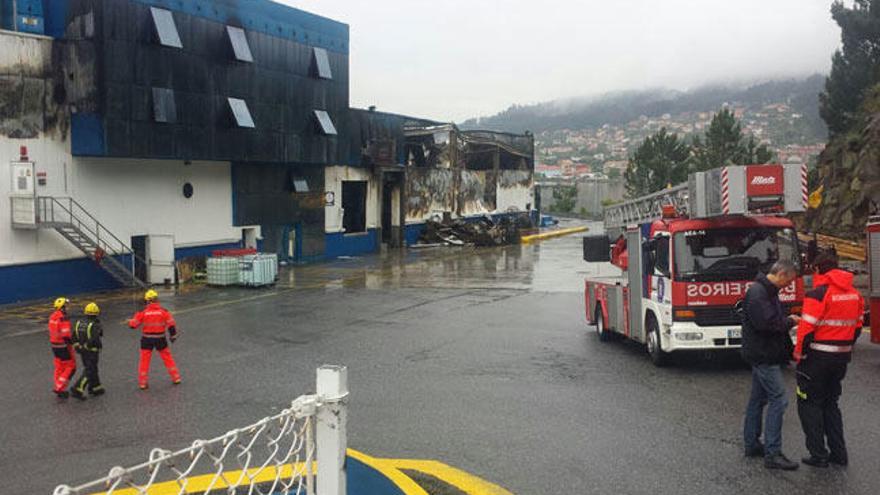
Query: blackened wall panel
67 0 350 163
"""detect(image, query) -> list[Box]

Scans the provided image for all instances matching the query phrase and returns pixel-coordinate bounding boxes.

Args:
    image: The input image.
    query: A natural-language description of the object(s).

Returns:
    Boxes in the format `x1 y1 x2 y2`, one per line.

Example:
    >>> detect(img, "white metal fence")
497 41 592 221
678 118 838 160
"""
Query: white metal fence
53 365 348 495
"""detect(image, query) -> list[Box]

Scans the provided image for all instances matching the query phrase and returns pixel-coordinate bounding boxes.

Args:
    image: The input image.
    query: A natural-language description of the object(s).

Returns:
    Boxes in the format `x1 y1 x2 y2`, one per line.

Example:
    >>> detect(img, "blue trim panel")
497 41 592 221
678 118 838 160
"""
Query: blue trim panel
0 256 127 305
404 224 424 247
42 0 68 38
174 242 242 260
71 113 106 156
130 0 349 54
0 0 45 34
325 229 378 259
346 455 405 495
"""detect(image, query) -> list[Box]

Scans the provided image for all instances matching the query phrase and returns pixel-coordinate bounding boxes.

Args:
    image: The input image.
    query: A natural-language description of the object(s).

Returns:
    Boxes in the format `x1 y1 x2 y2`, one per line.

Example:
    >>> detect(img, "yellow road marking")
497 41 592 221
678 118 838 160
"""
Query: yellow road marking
86 462 316 495
521 226 588 244
385 459 514 495
79 450 511 495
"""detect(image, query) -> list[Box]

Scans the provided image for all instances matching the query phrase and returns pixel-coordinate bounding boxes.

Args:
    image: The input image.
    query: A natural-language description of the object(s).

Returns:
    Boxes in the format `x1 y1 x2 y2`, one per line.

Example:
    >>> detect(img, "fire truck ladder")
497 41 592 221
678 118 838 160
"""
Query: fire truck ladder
35 196 148 288
604 183 689 230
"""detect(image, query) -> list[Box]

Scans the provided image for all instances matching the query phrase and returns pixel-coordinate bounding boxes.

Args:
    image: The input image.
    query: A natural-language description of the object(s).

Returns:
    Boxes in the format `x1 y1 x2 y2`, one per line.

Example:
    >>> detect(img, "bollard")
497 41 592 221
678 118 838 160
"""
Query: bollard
316 365 348 495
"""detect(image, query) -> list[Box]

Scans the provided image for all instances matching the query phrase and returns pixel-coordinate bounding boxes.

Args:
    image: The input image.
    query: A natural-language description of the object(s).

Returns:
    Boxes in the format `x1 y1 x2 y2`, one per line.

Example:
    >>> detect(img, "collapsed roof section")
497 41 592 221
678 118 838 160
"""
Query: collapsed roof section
403 123 534 171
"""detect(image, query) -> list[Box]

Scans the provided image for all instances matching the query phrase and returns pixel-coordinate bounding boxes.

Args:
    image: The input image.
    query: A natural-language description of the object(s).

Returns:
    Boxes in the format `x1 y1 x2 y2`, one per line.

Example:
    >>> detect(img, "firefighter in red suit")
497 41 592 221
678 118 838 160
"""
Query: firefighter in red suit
48 297 76 398
128 289 181 389
794 253 865 468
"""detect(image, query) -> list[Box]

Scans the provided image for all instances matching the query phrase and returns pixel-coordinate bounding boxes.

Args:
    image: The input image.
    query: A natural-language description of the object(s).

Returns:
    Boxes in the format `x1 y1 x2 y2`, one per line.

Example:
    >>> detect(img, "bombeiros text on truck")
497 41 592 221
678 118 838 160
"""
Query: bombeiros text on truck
583 163 808 366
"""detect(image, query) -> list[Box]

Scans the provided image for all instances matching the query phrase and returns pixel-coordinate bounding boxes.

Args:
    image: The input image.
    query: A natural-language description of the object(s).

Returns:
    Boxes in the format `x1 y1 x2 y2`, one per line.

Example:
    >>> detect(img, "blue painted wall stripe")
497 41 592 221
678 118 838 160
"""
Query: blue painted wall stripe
325 230 379 259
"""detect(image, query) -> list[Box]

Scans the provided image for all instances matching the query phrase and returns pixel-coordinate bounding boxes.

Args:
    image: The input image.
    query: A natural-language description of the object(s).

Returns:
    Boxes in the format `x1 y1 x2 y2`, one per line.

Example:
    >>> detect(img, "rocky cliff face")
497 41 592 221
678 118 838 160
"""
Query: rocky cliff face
805 85 880 239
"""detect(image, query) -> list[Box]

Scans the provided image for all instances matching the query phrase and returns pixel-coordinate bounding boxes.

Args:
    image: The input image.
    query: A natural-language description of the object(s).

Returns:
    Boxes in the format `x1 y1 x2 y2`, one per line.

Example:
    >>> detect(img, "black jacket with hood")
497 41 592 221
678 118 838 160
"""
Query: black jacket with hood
740 274 795 365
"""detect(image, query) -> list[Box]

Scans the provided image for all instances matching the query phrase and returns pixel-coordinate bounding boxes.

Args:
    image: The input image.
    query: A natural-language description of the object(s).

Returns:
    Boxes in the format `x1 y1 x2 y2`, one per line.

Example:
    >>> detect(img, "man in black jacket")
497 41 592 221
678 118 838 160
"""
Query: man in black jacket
741 260 801 470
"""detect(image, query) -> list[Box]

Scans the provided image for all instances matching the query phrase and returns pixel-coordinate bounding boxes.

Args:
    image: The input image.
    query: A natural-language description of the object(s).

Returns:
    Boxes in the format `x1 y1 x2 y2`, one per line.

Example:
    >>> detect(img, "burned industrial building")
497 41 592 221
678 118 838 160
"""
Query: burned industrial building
0 0 534 304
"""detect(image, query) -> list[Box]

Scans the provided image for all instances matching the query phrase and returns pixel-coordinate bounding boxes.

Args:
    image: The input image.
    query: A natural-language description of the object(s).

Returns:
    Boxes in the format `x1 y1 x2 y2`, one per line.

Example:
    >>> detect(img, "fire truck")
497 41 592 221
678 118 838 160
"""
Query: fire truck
867 215 880 344
583 164 808 365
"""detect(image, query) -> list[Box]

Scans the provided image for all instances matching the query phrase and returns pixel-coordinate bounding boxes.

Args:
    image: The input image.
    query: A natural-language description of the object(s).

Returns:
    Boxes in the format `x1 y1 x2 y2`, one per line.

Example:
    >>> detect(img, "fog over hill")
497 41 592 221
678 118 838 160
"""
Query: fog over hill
460 75 827 140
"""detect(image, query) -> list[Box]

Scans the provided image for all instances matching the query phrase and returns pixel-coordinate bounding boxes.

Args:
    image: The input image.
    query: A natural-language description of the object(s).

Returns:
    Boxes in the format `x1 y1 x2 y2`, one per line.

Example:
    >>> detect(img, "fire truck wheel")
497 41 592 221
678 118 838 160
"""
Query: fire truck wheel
595 308 612 342
646 316 670 367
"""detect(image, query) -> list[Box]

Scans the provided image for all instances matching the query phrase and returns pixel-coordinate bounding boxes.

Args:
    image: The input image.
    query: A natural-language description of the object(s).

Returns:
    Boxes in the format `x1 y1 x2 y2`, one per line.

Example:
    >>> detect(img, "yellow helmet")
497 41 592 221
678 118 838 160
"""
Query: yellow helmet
53 297 69 310
144 289 159 302
84 302 100 315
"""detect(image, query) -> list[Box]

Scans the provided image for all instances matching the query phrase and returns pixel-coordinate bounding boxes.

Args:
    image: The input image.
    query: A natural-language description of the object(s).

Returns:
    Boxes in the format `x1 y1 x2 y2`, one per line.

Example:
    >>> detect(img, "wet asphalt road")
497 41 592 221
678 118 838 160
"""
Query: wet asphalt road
1 220 879 495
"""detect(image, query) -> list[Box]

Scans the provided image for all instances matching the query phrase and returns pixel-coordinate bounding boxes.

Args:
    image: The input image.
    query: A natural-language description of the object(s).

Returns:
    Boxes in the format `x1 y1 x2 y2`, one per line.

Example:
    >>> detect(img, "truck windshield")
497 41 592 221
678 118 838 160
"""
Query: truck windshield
673 227 799 281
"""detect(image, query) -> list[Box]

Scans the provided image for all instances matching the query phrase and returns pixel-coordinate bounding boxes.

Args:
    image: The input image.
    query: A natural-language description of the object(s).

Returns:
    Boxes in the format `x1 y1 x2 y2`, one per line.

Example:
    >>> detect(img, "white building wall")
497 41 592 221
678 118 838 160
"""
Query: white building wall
0 136 83 266
1 133 242 266
496 184 534 213
324 166 379 233
70 157 241 248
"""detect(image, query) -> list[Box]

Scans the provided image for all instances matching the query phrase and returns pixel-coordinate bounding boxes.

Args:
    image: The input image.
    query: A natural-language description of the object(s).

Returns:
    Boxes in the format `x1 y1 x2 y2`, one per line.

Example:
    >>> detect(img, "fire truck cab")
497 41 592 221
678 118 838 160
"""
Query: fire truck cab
584 164 807 365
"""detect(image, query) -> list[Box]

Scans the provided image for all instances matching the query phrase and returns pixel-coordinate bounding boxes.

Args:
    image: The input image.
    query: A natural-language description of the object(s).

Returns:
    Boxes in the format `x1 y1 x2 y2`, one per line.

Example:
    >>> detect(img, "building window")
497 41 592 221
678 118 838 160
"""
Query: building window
311 47 332 79
226 26 253 63
150 7 182 48
151 87 177 123
314 110 337 135
291 177 310 193
342 181 367 234
228 98 255 128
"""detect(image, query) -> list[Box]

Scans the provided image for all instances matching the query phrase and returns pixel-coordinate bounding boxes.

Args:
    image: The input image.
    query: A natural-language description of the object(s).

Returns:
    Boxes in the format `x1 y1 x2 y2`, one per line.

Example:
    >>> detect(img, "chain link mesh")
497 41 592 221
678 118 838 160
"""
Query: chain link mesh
53 395 319 495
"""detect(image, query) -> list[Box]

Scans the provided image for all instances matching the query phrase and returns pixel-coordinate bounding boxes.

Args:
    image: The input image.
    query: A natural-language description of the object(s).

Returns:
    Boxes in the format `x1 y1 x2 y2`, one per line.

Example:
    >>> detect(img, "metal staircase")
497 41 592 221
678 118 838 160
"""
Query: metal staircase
36 197 148 288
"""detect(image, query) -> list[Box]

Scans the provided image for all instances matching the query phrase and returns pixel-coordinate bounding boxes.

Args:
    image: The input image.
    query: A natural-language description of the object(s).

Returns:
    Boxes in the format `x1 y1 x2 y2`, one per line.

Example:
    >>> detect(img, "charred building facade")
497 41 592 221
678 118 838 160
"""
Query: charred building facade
0 0 534 304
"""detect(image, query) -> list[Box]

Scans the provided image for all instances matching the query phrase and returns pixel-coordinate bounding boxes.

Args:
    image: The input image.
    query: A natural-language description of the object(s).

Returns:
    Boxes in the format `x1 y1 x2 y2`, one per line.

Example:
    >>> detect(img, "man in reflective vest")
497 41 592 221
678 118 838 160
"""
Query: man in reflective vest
48 297 76 398
794 253 864 468
128 289 181 389
70 302 105 400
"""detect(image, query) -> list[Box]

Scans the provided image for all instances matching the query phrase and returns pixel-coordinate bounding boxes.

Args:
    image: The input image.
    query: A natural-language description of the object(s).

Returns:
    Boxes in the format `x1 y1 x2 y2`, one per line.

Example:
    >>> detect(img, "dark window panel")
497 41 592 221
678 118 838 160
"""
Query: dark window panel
314 110 337 135
228 97 256 128
227 26 254 63
150 7 182 48
311 47 332 79
152 87 177 124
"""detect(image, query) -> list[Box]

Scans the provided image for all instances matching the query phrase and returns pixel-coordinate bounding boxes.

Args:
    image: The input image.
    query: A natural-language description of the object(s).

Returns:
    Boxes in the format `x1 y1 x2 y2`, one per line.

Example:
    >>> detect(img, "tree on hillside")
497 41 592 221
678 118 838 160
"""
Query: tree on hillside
820 0 880 135
551 185 577 213
690 109 773 172
624 128 690 197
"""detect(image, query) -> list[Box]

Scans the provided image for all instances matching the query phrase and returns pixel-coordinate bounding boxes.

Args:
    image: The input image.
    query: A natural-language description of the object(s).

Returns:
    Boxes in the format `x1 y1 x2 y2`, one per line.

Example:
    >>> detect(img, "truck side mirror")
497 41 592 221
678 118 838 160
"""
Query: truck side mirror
583 235 611 262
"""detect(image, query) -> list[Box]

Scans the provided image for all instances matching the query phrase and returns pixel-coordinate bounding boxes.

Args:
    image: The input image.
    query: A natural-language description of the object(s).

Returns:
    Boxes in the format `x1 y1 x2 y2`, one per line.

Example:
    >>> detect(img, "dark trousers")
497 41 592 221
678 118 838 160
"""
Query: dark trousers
796 355 848 461
72 351 102 394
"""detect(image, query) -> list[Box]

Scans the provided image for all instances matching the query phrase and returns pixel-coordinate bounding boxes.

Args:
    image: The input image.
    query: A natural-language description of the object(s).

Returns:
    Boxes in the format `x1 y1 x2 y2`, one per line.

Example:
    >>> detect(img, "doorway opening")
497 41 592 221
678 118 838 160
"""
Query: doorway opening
342 181 367 233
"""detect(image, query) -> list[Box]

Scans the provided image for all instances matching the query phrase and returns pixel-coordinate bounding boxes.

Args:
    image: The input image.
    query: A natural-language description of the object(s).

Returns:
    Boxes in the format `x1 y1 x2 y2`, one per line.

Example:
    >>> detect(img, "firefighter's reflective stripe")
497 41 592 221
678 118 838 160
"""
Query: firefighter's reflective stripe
809 343 853 353
815 319 860 327
796 386 807 400
802 314 819 324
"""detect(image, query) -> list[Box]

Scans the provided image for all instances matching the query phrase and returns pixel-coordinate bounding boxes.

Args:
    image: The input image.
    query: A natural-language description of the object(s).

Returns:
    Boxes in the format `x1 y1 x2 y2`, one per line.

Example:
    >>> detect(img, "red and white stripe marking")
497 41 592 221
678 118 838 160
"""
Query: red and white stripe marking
721 167 730 214
801 163 808 207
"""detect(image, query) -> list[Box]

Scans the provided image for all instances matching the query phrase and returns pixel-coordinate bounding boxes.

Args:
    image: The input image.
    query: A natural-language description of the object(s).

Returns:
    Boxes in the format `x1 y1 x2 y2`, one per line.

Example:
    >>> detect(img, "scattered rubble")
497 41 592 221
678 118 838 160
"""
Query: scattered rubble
417 213 534 247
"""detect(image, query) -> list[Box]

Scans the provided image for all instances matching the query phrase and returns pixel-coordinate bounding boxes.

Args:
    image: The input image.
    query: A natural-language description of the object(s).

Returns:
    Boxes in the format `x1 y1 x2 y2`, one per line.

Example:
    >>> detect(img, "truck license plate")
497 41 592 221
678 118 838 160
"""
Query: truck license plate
728 328 742 339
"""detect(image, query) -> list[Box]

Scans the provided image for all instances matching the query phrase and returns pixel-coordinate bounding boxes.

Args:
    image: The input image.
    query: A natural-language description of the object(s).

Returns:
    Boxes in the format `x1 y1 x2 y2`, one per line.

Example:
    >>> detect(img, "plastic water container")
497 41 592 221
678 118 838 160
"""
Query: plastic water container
207 257 240 286
239 255 275 287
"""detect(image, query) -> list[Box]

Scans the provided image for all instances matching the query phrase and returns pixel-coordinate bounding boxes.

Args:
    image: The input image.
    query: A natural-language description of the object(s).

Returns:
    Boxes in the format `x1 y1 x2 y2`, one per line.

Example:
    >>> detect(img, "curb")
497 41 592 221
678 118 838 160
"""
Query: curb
521 226 589 244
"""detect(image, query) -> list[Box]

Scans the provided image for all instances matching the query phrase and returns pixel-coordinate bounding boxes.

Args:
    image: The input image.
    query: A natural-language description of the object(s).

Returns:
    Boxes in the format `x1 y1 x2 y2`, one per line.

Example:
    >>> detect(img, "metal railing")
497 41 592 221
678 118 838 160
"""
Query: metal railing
54 366 348 495
604 183 690 230
36 196 147 281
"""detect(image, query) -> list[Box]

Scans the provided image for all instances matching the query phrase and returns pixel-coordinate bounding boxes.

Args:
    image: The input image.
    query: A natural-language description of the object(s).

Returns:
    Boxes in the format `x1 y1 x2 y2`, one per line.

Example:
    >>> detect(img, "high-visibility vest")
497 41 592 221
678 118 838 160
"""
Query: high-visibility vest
795 269 864 359
129 303 176 336
48 310 71 346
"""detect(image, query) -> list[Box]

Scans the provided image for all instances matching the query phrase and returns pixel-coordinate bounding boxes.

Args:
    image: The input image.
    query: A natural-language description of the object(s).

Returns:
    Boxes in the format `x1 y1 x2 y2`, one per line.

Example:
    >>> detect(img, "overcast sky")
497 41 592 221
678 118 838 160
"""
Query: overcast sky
282 0 843 122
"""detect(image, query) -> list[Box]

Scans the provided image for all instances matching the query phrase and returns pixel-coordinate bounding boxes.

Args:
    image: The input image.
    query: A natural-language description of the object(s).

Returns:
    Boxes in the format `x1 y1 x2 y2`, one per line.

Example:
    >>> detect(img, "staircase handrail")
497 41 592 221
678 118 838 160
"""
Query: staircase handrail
36 196 149 272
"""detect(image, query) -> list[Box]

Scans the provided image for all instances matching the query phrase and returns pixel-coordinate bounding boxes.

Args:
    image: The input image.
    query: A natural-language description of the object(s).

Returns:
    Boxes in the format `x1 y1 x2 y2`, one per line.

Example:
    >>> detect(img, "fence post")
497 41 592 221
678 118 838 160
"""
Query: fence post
316 365 348 495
